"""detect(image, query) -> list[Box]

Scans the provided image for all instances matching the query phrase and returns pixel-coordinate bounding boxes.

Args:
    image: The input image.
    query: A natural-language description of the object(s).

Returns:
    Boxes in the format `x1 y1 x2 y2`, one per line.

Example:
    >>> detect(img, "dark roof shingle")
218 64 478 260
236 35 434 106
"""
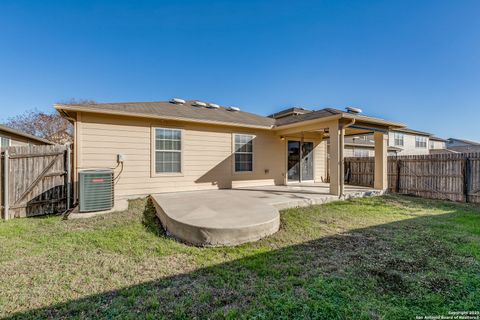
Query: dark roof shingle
58 100 276 128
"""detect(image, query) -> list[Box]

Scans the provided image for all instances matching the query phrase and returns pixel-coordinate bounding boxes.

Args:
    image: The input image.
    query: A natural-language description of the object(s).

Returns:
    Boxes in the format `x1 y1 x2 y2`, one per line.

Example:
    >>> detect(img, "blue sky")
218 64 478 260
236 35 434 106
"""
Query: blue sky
0 0 479 140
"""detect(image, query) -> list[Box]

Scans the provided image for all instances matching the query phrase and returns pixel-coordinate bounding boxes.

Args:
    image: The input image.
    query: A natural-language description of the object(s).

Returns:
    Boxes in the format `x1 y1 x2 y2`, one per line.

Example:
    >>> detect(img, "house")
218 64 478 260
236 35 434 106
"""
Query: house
55 100 404 210
446 138 480 153
343 135 402 157
0 124 54 150
344 128 447 157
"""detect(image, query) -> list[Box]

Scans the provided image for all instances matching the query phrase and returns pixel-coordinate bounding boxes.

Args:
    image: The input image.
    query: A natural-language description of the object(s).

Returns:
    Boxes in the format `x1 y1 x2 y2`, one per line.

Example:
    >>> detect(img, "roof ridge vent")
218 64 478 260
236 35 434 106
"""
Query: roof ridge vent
207 103 220 109
346 106 362 114
170 98 186 104
226 106 240 112
193 101 207 107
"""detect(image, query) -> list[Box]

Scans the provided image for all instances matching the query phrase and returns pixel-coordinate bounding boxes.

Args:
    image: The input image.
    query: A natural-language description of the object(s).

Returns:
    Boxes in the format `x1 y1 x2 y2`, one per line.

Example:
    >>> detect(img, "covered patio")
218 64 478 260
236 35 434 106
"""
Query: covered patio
152 109 404 246
273 108 405 196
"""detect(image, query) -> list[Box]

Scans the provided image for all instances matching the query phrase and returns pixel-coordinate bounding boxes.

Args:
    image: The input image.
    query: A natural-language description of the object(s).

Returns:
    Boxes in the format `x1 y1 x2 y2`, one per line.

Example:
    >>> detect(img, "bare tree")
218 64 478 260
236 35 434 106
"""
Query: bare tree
4 109 73 144
4 99 96 144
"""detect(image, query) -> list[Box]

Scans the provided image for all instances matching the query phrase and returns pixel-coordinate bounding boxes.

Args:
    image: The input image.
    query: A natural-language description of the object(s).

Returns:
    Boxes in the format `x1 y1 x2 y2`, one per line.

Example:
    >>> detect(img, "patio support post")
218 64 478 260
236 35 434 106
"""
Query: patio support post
329 122 343 196
374 131 388 190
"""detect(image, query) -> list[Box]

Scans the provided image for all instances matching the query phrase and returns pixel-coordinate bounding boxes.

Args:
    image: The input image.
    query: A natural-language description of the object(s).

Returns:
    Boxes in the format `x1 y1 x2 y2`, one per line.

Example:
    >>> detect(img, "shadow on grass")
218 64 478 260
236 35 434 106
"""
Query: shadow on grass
6 198 480 319
141 197 166 237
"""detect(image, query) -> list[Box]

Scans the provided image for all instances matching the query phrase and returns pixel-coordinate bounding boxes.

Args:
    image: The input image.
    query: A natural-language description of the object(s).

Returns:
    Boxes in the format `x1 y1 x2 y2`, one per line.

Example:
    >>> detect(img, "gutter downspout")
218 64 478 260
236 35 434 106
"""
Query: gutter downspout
339 119 356 197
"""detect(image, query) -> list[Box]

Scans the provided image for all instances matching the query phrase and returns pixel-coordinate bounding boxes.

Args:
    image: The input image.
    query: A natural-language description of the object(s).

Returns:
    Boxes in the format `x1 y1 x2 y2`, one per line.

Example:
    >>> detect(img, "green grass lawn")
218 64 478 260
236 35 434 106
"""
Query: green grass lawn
0 195 479 319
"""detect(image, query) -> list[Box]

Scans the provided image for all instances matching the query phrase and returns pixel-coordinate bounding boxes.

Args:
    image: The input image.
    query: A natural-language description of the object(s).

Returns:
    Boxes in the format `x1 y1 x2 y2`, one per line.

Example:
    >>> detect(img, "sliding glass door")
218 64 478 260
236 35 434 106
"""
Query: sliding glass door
287 140 314 182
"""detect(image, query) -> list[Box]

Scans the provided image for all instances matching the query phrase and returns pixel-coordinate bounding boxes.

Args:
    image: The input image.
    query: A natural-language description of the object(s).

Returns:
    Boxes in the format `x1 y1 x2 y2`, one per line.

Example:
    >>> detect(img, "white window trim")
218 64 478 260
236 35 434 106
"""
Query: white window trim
232 133 255 174
393 133 404 147
353 148 370 157
415 136 427 149
151 127 184 177
0 135 11 149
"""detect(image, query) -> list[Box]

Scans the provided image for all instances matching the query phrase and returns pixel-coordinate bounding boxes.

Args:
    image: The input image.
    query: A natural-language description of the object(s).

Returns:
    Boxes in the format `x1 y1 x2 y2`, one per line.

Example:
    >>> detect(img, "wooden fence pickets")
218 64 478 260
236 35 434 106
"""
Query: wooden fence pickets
345 152 480 203
1 144 71 219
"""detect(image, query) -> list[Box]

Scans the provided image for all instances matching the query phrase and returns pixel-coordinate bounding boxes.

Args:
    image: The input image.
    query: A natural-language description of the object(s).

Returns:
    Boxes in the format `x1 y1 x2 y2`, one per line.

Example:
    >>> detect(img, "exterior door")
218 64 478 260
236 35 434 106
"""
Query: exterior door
301 142 314 181
287 141 301 181
287 140 314 182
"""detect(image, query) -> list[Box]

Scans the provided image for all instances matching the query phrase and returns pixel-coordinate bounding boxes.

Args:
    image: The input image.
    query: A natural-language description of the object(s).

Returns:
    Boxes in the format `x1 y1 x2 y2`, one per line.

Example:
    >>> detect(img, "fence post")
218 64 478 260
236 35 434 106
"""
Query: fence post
465 157 471 203
0 151 2 219
66 144 71 211
396 159 401 193
3 149 8 220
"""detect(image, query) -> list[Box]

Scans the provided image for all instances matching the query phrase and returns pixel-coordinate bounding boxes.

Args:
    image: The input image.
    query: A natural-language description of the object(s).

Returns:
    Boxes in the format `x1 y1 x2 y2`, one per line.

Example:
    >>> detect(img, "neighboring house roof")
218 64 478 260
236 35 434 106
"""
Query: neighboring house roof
55 100 405 130
430 149 458 154
430 136 447 142
0 124 54 145
394 127 432 136
447 138 480 146
344 142 402 152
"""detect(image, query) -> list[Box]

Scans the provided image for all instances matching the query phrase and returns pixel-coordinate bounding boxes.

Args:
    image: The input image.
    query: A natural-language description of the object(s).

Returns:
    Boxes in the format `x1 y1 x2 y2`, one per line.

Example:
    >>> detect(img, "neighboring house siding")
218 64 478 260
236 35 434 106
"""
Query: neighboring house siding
0 130 43 148
77 112 326 201
429 140 446 150
344 146 374 157
388 132 429 155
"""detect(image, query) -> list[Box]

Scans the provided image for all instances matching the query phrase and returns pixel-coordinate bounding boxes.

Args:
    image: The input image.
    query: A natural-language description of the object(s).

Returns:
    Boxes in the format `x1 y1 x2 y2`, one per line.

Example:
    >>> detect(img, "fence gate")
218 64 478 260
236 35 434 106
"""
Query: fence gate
1 144 71 219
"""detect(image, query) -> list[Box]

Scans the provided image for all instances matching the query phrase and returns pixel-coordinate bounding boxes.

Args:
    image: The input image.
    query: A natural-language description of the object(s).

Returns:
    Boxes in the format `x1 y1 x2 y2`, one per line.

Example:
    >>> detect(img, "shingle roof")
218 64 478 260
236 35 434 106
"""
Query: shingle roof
429 136 447 142
0 124 54 145
57 100 276 128
447 138 480 146
274 108 343 126
56 101 404 129
394 127 432 136
268 107 312 119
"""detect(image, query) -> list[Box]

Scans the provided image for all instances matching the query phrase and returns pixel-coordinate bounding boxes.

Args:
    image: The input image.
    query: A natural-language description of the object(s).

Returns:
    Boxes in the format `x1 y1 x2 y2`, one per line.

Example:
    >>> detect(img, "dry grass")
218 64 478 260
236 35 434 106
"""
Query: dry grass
0 195 479 319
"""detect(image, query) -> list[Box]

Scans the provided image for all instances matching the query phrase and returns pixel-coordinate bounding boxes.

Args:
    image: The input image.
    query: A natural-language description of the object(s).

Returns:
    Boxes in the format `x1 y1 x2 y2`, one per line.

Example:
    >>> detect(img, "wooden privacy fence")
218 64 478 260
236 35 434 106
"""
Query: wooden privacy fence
1 144 72 219
345 152 480 203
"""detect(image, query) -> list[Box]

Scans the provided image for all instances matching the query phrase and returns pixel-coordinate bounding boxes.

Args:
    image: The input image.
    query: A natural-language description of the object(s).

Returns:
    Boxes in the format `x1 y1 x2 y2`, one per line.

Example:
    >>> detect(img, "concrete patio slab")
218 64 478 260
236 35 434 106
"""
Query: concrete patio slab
151 183 383 247
151 190 280 246
233 183 384 210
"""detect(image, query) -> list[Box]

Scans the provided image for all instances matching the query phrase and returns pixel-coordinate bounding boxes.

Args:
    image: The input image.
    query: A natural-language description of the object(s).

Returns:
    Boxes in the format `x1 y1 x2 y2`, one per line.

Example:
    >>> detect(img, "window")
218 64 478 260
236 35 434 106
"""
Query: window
429 141 435 149
393 133 404 146
0 136 10 149
353 149 370 157
155 128 181 173
234 134 254 172
415 136 427 148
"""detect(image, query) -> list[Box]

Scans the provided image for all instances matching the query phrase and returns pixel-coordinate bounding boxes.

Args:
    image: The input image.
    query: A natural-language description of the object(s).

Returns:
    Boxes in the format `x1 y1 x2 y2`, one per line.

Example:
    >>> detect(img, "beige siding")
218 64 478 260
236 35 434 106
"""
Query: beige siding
430 140 446 150
344 147 374 158
79 112 328 201
388 132 429 155
0 130 44 147
314 140 327 182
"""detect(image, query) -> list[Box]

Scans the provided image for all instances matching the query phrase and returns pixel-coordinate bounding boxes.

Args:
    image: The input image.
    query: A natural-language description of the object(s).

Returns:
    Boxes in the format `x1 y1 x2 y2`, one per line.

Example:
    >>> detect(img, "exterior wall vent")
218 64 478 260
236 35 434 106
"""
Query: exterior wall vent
207 103 220 109
193 101 207 107
79 169 114 212
226 106 240 112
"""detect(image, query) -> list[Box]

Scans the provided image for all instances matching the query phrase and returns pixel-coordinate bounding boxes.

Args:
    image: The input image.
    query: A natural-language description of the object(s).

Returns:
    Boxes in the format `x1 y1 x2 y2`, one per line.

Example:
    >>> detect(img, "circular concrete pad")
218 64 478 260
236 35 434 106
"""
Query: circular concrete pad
151 190 280 246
